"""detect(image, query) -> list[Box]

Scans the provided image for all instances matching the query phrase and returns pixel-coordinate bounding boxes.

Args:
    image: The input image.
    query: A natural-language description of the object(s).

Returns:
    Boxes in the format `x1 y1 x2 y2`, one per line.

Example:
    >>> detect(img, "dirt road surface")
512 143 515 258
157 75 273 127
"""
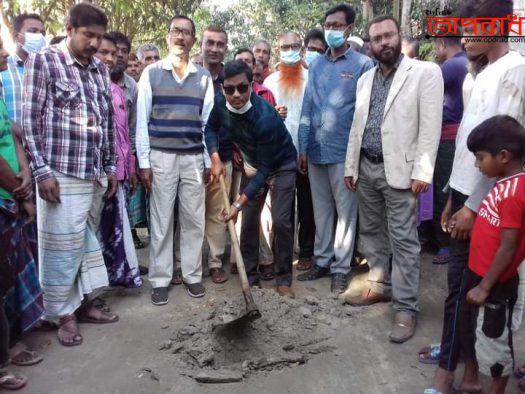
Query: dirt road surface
12 244 525 393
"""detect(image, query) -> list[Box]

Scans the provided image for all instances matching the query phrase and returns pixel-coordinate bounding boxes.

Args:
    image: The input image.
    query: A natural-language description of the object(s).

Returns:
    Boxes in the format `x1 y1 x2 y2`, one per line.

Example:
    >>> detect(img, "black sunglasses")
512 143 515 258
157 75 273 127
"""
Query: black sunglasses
223 83 250 96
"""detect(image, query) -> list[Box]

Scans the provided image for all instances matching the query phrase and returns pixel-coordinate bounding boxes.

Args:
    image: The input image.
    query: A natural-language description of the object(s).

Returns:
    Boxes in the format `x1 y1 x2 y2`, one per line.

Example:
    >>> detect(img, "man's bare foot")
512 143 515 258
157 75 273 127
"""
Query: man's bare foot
432 367 455 394
57 315 83 347
77 305 119 324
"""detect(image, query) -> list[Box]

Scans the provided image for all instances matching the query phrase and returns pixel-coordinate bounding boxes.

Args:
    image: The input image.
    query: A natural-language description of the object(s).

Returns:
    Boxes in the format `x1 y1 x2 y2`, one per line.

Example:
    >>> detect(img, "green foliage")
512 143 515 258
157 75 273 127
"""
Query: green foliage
2 0 202 51
419 41 436 62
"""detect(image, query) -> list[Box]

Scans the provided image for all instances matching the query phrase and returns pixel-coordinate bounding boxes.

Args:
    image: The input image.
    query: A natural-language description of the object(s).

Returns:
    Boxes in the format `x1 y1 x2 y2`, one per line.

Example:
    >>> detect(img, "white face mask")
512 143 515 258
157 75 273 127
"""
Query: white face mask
226 92 253 114
22 32 47 54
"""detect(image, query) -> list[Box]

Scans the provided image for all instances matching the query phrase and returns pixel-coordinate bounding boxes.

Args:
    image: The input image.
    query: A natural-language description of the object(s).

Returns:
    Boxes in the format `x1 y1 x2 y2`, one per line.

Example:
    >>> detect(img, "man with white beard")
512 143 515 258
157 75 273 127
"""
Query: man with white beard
264 31 315 272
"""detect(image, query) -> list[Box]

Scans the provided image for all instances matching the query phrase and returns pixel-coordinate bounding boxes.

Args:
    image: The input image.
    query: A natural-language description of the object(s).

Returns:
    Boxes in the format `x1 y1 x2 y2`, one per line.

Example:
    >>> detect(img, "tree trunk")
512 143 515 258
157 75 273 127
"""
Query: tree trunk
362 0 374 24
400 0 412 38
393 0 400 22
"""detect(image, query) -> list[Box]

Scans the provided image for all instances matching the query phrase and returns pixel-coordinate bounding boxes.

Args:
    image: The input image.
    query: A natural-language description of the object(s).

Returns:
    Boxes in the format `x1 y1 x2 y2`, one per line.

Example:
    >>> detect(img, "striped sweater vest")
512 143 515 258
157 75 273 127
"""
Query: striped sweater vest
148 65 209 153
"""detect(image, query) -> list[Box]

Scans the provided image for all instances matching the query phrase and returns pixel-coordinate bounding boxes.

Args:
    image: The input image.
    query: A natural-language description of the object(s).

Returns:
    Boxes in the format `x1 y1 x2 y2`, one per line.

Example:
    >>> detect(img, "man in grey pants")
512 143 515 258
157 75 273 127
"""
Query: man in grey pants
296 4 374 294
343 16 442 343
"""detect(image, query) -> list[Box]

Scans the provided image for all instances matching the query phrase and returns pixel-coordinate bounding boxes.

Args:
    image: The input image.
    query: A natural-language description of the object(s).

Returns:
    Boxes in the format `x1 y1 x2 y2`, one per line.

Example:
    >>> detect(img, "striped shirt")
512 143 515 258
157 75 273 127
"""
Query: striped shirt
0 55 24 123
22 41 115 183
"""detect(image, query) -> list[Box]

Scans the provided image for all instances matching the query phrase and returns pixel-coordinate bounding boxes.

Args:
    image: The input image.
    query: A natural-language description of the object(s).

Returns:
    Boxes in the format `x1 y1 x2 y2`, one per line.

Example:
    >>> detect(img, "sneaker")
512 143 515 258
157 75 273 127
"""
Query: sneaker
151 287 168 305
297 264 330 281
185 282 206 298
330 273 348 294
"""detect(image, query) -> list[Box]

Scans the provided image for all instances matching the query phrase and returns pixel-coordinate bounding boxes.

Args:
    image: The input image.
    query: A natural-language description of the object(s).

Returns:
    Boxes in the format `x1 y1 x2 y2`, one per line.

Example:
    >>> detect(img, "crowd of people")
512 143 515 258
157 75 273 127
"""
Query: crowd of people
0 0 524 392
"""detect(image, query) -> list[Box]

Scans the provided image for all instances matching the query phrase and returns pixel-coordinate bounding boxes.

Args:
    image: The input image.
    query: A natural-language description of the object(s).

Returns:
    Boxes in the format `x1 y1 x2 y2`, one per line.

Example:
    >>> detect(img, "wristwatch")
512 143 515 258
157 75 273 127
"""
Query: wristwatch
232 201 242 211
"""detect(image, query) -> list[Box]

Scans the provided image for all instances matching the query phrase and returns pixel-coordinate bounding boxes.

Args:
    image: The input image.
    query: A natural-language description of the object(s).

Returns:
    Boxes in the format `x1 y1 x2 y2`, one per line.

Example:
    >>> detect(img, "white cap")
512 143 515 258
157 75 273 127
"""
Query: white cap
347 36 364 49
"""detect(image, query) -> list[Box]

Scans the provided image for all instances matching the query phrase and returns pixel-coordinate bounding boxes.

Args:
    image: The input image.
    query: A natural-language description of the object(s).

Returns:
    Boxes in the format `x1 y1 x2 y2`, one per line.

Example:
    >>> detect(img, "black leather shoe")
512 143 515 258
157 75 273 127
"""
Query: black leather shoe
297 265 330 281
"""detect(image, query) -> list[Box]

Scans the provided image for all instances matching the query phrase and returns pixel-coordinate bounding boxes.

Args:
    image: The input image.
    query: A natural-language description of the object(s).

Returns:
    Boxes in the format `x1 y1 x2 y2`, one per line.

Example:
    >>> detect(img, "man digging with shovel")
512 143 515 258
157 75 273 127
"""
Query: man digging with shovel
205 60 297 298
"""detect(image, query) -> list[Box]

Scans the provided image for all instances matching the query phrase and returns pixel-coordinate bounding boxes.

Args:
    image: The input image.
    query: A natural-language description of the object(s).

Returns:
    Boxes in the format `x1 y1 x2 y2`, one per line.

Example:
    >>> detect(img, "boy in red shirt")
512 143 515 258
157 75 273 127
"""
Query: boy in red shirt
458 115 525 394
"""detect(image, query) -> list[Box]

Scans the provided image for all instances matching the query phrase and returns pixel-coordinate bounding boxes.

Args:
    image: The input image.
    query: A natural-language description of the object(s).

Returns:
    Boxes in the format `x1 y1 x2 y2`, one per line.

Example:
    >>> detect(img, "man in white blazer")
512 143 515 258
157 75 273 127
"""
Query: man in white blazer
342 15 443 343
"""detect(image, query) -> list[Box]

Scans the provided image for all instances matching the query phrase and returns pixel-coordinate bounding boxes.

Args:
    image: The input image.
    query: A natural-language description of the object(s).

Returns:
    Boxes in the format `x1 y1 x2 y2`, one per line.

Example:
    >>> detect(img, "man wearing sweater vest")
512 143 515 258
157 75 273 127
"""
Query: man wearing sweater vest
136 15 214 305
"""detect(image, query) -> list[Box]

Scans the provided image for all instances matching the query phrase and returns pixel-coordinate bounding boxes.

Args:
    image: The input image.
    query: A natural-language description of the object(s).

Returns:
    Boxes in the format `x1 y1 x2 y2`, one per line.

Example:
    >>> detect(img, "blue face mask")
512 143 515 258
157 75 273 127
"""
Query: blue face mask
22 32 47 54
324 30 346 49
304 50 321 66
280 49 301 65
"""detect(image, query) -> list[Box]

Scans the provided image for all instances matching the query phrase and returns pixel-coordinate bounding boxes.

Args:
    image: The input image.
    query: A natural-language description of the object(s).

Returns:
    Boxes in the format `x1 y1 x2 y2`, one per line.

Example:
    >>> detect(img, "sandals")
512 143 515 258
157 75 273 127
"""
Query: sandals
0 370 27 391
433 248 451 265
58 315 83 347
419 344 441 364
10 349 43 367
296 258 313 271
77 307 119 324
91 297 111 313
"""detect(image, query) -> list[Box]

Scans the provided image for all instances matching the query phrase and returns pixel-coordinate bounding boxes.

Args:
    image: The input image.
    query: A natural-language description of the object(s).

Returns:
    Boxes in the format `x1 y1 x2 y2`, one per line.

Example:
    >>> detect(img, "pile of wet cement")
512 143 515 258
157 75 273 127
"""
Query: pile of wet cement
159 288 361 382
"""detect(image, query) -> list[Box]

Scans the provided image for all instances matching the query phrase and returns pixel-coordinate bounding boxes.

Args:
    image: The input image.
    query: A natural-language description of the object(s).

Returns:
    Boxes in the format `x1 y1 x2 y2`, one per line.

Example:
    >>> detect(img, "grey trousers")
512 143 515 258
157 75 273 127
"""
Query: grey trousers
357 156 420 314
308 162 358 275
149 150 205 287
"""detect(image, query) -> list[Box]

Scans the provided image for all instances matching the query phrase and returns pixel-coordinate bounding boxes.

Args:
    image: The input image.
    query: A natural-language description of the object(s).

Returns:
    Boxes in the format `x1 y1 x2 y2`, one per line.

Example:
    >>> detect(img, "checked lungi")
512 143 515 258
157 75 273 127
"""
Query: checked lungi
0 199 43 343
37 172 109 320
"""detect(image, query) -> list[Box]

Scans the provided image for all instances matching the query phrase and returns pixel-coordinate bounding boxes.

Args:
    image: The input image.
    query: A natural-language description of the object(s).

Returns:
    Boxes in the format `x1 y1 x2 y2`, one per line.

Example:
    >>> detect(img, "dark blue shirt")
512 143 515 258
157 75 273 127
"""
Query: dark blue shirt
298 46 374 164
441 51 468 125
205 93 297 200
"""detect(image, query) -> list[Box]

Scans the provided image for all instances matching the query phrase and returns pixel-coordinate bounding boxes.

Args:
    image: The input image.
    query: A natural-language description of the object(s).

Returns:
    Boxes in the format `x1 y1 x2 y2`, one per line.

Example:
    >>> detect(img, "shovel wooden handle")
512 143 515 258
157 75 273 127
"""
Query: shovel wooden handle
219 174 259 315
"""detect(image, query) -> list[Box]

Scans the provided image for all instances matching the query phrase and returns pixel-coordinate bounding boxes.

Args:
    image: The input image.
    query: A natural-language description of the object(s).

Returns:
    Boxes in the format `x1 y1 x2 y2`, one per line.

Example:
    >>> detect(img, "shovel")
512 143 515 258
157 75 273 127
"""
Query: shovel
216 173 261 327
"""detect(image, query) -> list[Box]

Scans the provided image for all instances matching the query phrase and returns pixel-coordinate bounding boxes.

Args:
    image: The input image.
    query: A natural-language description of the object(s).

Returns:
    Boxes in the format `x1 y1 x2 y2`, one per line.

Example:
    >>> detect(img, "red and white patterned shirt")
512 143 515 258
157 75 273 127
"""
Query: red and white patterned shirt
469 173 525 282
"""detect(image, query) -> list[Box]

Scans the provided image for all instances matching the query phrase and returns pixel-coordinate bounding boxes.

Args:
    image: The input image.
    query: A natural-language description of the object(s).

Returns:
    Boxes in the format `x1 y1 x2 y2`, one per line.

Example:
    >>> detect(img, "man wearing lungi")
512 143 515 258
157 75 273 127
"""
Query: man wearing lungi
22 3 119 347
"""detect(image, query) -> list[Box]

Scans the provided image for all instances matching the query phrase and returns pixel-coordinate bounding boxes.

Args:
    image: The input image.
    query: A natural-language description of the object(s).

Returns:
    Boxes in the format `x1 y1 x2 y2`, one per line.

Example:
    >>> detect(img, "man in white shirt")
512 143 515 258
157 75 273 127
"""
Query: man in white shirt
264 31 315 272
430 0 525 392
136 15 214 305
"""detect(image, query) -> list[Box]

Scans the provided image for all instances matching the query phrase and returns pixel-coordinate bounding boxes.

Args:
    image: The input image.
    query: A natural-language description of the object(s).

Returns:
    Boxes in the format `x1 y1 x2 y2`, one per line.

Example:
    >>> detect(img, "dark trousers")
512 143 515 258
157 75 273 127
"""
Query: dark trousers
458 269 518 376
296 171 315 259
241 163 296 286
439 189 470 371
432 140 455 249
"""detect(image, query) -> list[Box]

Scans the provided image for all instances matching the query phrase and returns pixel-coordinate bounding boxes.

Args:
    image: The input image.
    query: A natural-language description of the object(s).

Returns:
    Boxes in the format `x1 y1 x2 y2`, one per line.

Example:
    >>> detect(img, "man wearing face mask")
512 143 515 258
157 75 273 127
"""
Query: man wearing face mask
303 29 327 68
297 4 374 294
0 13 46 123
264 32 315 272
136 15 214 305
206 60 297 297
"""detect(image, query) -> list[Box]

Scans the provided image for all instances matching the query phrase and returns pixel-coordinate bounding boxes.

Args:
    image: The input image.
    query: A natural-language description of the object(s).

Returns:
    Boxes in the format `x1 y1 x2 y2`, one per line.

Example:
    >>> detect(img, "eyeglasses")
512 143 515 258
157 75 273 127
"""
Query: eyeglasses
145 55 160 61
280 43 302 51
169 27 193 37
223 83 250 95
369 31 398 44
323 22 348 31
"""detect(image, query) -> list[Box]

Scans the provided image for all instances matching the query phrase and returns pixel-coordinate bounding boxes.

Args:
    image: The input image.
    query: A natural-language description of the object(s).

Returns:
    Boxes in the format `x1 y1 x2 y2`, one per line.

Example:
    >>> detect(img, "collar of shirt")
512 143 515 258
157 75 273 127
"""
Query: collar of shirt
323 45 354 63
161 56 198 83
59 40 99 71
377 53 404 77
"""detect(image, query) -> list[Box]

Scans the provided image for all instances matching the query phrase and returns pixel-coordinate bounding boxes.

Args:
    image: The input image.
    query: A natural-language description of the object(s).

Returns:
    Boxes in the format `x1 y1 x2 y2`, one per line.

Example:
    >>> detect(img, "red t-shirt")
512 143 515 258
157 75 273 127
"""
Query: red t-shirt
469 173 525 282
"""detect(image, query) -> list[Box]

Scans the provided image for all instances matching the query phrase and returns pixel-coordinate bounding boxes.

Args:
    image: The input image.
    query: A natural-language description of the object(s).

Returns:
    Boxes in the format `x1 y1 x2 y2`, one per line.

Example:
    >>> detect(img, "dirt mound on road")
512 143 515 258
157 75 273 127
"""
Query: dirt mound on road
160 288 360 382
